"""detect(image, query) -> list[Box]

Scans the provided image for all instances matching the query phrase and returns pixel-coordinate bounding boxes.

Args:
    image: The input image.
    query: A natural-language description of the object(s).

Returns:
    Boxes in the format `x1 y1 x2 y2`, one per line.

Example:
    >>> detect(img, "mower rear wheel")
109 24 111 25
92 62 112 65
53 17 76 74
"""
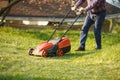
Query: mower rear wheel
42 51 48 57
57 49 64 56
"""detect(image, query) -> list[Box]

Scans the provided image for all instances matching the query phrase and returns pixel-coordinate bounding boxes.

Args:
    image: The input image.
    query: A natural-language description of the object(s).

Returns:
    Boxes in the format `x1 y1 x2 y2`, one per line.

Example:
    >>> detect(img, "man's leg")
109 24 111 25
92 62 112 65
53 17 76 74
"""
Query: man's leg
75 12 94 51
94 12 106 49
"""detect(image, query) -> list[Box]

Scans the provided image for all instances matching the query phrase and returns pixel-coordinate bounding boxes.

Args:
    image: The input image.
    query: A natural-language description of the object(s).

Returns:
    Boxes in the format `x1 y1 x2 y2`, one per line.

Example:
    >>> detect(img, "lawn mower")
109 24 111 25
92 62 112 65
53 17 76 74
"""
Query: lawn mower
28 8 82 57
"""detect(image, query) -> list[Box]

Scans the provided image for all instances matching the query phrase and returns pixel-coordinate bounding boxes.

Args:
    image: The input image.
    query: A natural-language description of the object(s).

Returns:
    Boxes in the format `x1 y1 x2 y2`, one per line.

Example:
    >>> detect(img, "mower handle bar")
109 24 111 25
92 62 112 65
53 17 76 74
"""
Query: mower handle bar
47 9 71 42
47 0 80 42
60 13 82 38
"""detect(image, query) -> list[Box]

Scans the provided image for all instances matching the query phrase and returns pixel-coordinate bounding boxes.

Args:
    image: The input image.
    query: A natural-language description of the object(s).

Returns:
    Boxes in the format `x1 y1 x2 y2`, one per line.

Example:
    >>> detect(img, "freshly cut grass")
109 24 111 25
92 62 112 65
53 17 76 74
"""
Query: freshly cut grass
0 26 120 80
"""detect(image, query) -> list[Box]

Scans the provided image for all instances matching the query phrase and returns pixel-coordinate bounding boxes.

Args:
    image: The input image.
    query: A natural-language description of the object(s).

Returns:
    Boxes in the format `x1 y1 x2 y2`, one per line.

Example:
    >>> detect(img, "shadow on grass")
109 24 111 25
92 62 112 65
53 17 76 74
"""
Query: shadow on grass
52 50 96 60
0 74 60 80
31 49 97 60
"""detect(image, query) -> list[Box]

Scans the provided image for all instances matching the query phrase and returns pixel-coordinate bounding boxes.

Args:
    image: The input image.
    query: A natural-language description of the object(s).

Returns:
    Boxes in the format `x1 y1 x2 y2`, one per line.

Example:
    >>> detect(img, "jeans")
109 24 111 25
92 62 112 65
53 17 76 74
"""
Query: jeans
80 11 106 49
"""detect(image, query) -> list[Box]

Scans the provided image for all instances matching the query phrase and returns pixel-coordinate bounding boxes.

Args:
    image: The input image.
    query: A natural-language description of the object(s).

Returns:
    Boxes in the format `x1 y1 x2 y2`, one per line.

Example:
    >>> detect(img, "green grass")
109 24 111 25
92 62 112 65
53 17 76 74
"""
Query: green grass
0 26 120 80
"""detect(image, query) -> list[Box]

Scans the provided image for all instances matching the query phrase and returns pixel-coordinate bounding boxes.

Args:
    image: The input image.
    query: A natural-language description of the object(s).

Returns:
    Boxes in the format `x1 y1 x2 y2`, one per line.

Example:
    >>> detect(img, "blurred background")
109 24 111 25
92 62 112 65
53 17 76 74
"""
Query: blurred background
0 0 120 32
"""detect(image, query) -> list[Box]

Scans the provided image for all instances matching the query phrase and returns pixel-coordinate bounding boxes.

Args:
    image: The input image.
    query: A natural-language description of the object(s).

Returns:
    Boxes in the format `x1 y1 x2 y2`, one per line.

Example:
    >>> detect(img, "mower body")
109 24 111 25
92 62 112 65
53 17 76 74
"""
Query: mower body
29 37 71 57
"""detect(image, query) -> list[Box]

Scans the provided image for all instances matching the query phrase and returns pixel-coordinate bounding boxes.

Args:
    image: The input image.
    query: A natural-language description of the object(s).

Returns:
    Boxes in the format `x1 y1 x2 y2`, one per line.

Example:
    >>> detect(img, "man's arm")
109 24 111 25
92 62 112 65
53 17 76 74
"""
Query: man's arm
71 0 85 11
75 0 86 7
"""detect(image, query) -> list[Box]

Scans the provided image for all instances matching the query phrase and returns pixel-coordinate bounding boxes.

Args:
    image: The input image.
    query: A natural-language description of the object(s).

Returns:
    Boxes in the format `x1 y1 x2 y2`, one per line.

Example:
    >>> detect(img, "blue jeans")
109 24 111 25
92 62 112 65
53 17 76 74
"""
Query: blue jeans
80 11 106 49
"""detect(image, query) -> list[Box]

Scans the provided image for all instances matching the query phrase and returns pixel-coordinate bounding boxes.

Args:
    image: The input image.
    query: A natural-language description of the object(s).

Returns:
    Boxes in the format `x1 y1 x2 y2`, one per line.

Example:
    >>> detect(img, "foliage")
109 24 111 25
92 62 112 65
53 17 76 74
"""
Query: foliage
0 26 120 80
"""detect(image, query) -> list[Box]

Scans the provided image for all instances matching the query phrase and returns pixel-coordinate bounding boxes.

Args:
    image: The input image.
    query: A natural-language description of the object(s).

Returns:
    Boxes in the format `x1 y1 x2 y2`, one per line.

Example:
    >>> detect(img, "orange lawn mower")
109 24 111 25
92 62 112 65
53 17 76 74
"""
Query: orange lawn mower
28 10 82 57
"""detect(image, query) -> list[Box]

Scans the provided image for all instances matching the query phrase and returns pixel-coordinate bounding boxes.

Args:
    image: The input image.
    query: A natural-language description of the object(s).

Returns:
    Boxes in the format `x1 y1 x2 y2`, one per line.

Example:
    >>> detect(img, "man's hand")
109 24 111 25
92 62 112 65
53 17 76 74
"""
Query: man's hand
71 6 77 11
79 7 87 14
75 7 87 15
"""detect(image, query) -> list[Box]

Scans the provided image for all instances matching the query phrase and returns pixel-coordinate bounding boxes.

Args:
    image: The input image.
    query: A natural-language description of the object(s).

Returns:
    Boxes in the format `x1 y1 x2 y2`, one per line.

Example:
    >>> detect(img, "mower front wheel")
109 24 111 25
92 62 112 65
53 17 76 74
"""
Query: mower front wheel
28 48 34 55
42 51 48 57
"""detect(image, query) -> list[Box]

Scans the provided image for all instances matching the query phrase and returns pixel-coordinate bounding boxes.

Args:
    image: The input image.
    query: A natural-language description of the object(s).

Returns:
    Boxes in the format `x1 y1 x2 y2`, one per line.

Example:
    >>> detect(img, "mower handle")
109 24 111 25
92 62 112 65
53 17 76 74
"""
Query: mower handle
47 0 77 42
60 13 82 38
47 9 71 42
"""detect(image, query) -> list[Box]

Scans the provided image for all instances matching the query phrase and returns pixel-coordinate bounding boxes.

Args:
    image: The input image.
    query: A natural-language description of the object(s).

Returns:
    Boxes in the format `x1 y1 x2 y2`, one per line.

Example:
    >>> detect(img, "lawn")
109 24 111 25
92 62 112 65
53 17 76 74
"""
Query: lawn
0 25 120 80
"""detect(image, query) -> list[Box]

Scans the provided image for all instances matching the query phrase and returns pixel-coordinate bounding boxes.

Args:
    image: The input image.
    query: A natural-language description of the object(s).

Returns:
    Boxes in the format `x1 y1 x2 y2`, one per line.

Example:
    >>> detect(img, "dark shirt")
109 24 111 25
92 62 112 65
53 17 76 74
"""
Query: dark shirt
75 0 106 14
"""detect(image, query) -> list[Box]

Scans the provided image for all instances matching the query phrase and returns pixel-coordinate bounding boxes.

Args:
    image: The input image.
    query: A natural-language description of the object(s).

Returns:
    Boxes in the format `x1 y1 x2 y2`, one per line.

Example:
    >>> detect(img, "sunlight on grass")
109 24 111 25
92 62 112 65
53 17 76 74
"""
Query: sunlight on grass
0 26 120 80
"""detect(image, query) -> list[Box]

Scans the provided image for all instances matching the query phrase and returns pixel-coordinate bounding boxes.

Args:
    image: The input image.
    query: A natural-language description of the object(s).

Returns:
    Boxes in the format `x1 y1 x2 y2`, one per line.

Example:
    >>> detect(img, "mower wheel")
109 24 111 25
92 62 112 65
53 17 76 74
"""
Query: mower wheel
57 49 64 56
29 48 34 55
42 51 48 57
